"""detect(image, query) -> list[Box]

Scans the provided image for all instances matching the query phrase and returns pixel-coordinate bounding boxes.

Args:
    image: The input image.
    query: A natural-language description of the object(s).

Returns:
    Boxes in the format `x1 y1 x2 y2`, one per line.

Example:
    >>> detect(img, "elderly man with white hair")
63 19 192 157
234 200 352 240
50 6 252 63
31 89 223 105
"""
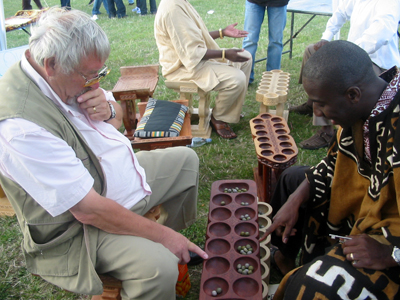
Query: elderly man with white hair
0 7 206 300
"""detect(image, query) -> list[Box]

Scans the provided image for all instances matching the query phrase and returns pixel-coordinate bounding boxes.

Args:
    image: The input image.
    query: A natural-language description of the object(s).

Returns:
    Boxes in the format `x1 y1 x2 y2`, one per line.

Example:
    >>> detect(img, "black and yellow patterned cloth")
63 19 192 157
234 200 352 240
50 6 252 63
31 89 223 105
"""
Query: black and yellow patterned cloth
278 245 400 300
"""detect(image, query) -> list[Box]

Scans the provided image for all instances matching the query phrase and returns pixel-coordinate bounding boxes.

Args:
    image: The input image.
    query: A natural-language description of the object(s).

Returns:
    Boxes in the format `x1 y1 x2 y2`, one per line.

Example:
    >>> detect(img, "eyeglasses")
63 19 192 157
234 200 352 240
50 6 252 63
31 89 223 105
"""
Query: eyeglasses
79 65 110 87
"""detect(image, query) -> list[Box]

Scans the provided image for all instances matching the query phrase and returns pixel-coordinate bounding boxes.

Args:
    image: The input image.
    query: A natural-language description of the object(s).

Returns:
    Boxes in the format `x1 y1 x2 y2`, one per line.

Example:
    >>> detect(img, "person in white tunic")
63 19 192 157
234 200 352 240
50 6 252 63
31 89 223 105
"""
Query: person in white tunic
155 0 252 139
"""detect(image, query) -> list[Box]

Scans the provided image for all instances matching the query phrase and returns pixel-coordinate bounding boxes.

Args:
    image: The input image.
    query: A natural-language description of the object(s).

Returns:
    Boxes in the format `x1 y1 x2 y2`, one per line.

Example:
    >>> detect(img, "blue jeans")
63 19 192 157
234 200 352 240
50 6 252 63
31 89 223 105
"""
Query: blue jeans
242 1 287 83
92 0 109 14
107 0 126 18
60 0 71 9
137 0 157 15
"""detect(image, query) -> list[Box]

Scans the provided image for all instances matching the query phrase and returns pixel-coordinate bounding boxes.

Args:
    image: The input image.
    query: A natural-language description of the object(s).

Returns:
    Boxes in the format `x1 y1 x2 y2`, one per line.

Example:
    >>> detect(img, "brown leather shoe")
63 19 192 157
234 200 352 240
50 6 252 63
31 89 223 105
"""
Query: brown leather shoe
299 129 334 150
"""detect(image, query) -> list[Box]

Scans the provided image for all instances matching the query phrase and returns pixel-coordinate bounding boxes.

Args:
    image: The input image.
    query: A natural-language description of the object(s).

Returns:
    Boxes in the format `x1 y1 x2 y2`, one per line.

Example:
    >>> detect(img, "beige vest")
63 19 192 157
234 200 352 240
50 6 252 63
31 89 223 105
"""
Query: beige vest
0 62 107 294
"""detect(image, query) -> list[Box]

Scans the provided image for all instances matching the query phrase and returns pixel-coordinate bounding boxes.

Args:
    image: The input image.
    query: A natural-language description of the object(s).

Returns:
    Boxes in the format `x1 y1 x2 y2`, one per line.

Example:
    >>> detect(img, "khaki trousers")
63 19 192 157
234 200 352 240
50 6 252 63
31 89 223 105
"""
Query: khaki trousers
94 147 199 300
211 50 252 124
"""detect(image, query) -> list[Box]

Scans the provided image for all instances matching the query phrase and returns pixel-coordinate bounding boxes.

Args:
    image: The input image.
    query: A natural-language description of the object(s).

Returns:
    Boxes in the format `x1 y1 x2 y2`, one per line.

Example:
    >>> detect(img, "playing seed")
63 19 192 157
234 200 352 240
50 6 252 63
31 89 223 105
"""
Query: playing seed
212 290 217 296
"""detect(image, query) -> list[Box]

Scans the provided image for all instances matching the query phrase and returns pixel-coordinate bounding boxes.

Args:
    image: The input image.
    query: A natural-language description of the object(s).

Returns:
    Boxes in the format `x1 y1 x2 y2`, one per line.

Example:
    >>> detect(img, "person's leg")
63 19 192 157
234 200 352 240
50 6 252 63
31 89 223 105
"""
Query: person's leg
290 44 315 115
94 147 198 299
22 0 32 10
298 43 315 85
266 5 287 71
209 52 252 138
60 0 71 9
134 147 199 230
92 0 102 15
102 0 109 14
137 0 147 15
270 166 308 275
149 0 157 14
242 0 265 84
33 0 43 9
114 0 126 17
107 0 117 18
95 232 179 300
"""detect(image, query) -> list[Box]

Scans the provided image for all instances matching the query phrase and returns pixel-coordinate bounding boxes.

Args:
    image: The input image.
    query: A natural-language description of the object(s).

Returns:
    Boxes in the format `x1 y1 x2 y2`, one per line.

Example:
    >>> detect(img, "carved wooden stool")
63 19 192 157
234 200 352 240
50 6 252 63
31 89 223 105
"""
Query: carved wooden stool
164 80 212 138
256 70 290 121
112 65 159 140
91 275 122 300
0 184 15 217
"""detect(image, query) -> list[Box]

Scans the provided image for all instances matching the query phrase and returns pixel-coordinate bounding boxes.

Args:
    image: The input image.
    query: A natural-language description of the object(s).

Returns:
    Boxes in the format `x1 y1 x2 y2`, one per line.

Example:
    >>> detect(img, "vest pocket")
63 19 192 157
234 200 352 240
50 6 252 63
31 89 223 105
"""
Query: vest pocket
23 221 82 276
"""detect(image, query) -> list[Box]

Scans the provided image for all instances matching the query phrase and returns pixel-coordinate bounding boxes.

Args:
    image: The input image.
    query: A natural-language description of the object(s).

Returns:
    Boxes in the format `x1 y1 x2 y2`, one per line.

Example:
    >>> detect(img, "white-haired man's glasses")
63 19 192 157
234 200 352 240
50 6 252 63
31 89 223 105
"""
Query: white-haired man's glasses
79 65 110 87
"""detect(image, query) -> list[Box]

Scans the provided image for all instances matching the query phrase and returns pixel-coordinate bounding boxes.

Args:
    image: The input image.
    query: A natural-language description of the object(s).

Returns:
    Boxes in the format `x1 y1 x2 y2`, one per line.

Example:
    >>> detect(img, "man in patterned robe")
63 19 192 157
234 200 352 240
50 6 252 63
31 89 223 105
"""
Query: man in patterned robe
265 40 400 299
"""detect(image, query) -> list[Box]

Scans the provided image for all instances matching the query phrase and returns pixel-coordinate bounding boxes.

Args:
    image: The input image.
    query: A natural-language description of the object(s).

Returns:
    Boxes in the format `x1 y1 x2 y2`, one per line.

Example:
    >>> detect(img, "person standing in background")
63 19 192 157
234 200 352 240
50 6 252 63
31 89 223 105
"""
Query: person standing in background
92 0 109 17
60 0 71 10
22 0 43 10
136 0 157 15
242 0 289 84
107 0 126 18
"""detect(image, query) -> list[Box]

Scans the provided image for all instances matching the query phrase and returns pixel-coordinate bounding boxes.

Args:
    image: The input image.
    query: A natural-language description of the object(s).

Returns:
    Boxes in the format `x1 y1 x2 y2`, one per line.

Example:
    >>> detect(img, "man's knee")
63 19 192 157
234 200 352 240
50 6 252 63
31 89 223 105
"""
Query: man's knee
121 250 179 300
279 166 308 187
181 147 199 168
227 70 247 92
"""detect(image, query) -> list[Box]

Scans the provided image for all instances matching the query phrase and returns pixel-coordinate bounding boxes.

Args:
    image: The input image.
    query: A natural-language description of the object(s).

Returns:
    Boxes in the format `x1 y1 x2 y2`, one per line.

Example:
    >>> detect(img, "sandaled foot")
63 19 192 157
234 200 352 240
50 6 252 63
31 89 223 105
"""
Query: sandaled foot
299 128 334 150
210 115 237 139
270 245 296 276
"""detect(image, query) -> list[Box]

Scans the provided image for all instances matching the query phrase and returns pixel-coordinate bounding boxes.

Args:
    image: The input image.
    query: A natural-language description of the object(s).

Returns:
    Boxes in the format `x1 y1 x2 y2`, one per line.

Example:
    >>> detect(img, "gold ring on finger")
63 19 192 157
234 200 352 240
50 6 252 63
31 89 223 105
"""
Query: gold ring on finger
350 253 354 261
93 106 96 113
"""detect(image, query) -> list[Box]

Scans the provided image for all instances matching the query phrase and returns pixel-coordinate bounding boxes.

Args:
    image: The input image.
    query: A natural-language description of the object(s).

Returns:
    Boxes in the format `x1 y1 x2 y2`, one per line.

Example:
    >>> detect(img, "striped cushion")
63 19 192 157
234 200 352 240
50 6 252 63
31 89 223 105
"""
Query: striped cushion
134 99 188 138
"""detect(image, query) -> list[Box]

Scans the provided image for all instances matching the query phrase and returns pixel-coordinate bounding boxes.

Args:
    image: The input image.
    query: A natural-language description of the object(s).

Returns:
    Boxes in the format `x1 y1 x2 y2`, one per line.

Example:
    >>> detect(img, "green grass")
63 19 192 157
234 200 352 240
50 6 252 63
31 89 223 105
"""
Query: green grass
1 0 350 299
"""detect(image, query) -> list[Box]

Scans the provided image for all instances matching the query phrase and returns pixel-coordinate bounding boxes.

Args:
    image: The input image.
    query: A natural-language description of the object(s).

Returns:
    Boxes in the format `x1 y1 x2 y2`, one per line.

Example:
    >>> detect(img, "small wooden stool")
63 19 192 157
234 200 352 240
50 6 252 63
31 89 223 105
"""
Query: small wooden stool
0 184 15 217
33 273 122 300
91 275 122 300
256 70 290 121
165 80 212 139
112 65 159 140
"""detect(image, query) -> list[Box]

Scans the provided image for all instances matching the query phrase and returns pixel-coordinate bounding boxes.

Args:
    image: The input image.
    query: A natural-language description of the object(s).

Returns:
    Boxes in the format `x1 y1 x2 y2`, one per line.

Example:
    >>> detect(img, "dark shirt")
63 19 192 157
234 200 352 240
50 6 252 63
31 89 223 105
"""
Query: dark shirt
247 0 289 7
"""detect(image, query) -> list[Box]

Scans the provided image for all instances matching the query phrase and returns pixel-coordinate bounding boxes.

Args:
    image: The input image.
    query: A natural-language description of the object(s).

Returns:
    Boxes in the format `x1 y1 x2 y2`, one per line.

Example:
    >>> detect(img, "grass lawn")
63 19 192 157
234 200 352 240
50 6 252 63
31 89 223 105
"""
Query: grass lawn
0 0 350 299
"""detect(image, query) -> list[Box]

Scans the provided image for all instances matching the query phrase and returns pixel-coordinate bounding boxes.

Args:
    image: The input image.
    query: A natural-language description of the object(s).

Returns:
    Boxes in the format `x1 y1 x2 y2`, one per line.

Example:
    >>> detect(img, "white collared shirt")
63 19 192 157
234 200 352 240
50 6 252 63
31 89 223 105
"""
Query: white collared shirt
321 0 400 70
0 55 151 217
